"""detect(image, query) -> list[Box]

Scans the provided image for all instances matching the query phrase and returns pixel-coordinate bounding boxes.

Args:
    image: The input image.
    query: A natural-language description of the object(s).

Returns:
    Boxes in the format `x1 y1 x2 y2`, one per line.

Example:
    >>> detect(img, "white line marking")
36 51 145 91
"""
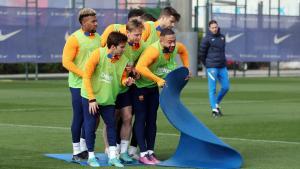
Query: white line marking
207 72 215 81
0 123 299 145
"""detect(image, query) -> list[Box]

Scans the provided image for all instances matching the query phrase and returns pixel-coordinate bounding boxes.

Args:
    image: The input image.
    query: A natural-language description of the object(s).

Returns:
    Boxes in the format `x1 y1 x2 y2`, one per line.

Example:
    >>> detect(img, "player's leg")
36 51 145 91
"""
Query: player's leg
128 123 139 159
69 88 87 161
206 68 219 117
145 86 160 164
133 87 155 165
216 67 230 116
82 97 100 167
103 110 121 157
128 86 139 160
100 105 124 167
119 105 134 162
114 91 134 163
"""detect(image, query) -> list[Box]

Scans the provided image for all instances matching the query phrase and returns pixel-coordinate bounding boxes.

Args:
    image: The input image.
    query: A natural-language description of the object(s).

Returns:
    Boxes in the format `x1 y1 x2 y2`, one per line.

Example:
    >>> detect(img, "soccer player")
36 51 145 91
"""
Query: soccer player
101 19 146 162
62 8 100 162
101 8 145 47
140 13 157 22
134 28 190 164
100 9 145 159
142 6 181 46
81 32 134 167
199 20 229 117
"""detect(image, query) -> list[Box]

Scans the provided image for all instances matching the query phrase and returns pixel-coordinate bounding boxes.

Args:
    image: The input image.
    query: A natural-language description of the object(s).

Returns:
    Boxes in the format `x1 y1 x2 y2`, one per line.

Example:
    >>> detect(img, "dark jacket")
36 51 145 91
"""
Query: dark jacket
199 28 226 68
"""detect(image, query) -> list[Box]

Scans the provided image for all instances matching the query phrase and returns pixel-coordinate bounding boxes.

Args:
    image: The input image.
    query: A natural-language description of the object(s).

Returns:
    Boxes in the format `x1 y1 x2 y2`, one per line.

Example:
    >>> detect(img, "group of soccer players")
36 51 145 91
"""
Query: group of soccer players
62 7 190 167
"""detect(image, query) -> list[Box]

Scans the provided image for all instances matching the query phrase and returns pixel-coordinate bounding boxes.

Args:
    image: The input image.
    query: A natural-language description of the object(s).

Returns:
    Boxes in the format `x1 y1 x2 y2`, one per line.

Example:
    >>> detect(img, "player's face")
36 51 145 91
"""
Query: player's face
127 28 143 44
209 23 218 35
82 16 98 33
161 34 176 53
114 42 127 56
161 15 177 29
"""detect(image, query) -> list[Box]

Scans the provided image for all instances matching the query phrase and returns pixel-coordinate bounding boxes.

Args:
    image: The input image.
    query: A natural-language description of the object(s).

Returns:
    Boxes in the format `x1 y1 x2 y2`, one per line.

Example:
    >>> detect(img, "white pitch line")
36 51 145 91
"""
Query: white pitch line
0 123 300 145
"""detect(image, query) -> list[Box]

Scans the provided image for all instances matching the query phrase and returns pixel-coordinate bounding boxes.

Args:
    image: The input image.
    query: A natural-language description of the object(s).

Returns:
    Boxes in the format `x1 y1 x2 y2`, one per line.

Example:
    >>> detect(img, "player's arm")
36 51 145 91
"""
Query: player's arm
83 49 100 101
136 46 165 87
83 49 100 114
62 35 84 77
177 42 192 79
100 24 114 47
141 22 151 41
199 36 210 66
176 42 190 68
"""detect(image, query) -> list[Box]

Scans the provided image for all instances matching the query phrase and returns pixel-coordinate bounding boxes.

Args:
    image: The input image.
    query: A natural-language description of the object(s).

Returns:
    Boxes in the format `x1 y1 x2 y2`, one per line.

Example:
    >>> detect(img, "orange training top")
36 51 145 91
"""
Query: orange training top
101 24 127 47
136 42 189 83
83 49 127 100
62 29 99 77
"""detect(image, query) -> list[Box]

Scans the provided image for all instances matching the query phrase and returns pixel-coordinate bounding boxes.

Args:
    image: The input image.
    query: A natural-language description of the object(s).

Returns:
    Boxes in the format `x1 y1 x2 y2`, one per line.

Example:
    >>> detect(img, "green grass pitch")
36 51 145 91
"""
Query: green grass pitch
0 77 299 169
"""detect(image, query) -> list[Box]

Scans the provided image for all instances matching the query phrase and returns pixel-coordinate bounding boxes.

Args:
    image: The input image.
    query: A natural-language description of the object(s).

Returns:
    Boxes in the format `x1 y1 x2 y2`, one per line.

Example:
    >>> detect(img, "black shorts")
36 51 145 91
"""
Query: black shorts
115 89 132 109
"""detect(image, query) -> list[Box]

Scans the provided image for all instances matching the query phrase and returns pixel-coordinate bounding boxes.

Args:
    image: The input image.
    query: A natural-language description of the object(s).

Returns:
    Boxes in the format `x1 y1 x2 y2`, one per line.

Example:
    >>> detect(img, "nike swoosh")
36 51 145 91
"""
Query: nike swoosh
0 29 22 41
65 31 70 41
274 34 290 44
225 33 243 43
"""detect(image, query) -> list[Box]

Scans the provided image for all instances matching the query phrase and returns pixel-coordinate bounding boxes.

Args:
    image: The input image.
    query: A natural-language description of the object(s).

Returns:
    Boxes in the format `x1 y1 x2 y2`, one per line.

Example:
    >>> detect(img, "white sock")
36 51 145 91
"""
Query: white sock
128 146 137 155
109 146 117 159
72 142 81 155
140 151 148 157
120 140 129 154
147 150 154 155
116 144 120 154
216 104 219 108
88 151 95 159
105 147 109 155
213 108 219 112
80 138 88 152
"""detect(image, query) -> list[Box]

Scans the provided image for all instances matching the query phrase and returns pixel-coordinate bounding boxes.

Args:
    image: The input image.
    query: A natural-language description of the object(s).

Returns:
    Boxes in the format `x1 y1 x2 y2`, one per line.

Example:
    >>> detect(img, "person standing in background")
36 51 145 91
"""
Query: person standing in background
199 20 230 118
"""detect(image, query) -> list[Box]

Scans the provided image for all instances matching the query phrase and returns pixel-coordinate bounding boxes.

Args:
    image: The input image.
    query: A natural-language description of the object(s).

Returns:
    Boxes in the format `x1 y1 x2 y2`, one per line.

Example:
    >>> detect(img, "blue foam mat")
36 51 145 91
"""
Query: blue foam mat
158 67 243 169
45 153 141 166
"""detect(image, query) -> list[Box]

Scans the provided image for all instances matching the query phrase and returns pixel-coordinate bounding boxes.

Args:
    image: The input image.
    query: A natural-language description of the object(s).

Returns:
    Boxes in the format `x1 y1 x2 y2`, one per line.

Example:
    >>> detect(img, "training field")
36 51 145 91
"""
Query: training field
0 77 299 169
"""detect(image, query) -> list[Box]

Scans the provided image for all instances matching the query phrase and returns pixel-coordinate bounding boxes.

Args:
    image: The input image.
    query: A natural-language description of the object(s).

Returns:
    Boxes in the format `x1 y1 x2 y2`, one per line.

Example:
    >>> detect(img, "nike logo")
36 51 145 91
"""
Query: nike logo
225 33 243 43
274 34 290 44
0 29 22 41
65 31 70 41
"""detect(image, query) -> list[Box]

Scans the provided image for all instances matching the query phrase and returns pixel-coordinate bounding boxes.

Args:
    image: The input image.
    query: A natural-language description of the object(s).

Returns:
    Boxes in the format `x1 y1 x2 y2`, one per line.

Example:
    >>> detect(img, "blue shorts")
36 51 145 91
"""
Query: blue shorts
115 89 132 109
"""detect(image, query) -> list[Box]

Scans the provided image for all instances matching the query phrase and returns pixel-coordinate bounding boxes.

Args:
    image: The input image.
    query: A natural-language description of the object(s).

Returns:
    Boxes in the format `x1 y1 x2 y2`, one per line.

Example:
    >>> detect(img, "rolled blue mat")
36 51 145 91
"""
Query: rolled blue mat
158 67 243 169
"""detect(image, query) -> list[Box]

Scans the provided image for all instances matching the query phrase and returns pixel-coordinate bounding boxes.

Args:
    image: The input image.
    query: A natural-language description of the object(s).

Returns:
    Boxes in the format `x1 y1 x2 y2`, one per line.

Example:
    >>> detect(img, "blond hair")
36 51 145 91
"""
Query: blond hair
126 19 144 32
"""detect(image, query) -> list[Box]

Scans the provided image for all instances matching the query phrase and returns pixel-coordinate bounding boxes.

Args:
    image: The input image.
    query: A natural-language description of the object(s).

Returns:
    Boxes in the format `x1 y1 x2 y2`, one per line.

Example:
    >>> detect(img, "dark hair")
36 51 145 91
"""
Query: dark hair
141 13 157 22
209 20 218 27
78 8 96 24
107 32 128 48
160 28 175 37
159 6 181 22
126 19 144 32
128 9 145 20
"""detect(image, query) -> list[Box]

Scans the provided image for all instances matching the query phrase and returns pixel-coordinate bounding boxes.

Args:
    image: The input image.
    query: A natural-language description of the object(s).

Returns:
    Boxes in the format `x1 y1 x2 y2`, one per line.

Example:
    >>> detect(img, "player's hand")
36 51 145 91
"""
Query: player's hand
157 79 166 88
132 69 141 80
126 77 135 86
134 73 141 80
89 100 99 115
